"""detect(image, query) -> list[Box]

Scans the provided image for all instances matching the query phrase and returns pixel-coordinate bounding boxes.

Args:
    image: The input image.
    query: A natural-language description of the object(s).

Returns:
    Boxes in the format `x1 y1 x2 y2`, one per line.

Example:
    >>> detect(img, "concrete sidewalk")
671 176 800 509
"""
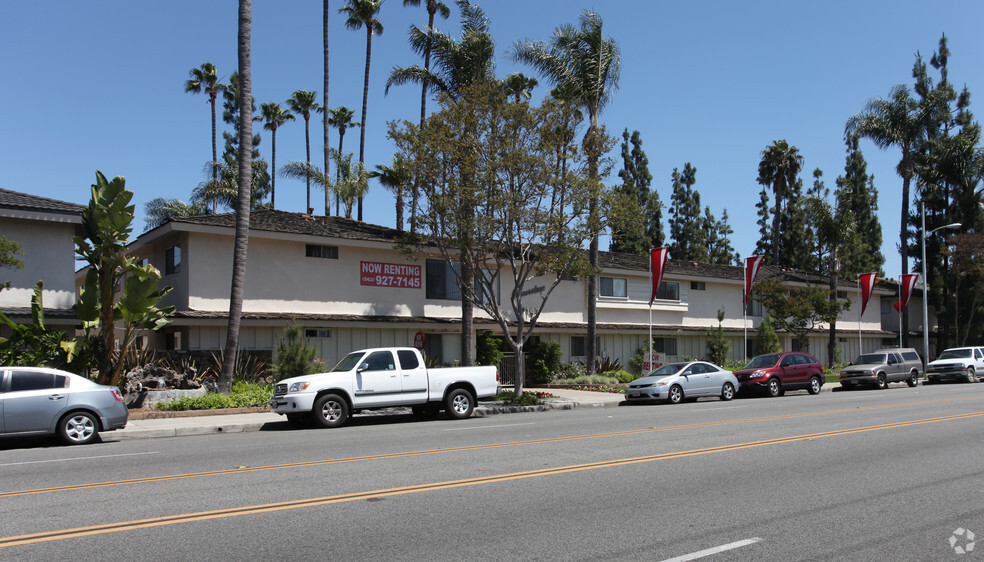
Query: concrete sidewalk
110 388 626 441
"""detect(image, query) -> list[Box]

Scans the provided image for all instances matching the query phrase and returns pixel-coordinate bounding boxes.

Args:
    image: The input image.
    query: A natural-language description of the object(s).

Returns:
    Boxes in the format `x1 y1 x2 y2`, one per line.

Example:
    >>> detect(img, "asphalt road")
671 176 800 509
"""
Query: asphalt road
1 381 983 561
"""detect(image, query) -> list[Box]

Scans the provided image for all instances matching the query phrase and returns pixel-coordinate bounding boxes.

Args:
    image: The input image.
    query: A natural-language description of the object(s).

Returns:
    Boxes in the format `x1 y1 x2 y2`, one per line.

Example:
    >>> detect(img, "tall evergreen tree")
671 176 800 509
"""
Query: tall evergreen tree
220 72 270 205
835 134 884 278
754 187 773 258
757 139 803 266
610 129 657 253
780 177 814 271
709 208 739 265
667 163 706 262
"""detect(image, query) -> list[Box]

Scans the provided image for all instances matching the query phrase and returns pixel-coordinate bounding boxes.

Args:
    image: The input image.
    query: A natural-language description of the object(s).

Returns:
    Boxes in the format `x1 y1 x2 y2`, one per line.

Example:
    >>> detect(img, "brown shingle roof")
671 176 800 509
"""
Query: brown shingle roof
0 188 84 216
167 209 402 243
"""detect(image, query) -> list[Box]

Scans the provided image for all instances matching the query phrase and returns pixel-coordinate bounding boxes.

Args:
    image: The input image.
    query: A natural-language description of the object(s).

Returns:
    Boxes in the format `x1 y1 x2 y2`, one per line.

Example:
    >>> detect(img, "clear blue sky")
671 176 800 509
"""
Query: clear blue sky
3 0 982 280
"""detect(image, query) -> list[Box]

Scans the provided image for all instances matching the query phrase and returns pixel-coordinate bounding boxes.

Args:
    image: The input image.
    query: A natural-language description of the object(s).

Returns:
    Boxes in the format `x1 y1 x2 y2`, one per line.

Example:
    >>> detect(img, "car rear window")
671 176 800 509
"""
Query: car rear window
9 371 68 392
902 351 919 361
397 349 420 370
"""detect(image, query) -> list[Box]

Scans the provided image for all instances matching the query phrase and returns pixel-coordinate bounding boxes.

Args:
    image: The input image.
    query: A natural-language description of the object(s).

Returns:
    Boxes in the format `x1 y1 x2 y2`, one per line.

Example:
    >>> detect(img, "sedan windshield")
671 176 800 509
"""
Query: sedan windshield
938 349 972 360
743 354 781 370
651 363 688 376
854 354 887 365
331 352 365 372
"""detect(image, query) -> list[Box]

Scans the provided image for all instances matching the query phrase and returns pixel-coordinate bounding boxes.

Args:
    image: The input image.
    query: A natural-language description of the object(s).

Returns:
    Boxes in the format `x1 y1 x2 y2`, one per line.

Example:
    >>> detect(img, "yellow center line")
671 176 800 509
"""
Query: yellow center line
2 410 982 548
1 395 980 500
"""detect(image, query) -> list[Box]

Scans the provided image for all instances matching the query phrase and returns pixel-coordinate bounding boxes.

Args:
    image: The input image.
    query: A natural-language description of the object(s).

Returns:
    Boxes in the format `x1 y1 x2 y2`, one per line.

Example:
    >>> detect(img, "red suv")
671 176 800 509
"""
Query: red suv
734 352 824 397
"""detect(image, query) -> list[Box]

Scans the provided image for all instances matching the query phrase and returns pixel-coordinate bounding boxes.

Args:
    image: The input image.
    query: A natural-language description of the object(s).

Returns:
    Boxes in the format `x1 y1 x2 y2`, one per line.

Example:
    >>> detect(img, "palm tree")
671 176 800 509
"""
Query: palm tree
144 198 207 230
512 10 621 374
280 161 332 215
501 72 538 103
401 0 451 124
323 0 331 217
333 151 370 219
221 0 254 395
370 155 412 231
846 85 924 345
286 90 320 213
258 102 294 209
339 0 383 221
184 63 227 188
326 106 361 215
756 139 804 265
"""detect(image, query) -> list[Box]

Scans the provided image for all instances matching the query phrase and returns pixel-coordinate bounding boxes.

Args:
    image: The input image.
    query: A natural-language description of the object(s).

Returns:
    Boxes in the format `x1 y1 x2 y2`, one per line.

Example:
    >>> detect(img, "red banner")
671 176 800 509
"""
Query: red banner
649 247 669 306
744 255 764 305
893 273 919 313
859 272 877 316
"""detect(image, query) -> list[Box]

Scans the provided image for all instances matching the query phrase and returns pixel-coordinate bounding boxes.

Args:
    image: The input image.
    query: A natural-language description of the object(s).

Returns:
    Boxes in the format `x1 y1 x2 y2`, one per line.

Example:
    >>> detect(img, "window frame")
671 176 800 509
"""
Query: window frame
600 276 628 298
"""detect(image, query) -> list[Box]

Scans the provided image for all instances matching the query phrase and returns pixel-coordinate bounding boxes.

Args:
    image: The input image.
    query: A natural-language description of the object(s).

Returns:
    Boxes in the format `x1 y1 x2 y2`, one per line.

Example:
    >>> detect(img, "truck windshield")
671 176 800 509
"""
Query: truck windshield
938 349 972 360
855 354 887 365
331 352 365 372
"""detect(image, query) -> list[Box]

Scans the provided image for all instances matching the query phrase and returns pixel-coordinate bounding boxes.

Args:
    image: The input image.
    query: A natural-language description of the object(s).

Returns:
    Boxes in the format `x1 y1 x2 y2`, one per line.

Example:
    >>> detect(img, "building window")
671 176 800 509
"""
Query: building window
690 281 706 291
650 337 678 356
165 246 181 275
165 331 181 351
305 329 331 339
426 260 461 300
306 244 338 259
746 298 763 317
423 333 443 364
836 291 848 300
570 336 601 357
654 282 679 301
791 338 804 352
600 277 627 298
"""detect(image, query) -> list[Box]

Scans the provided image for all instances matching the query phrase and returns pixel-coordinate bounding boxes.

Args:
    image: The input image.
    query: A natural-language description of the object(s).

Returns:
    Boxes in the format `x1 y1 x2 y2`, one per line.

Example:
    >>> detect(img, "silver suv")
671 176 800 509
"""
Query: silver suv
839 348 922 389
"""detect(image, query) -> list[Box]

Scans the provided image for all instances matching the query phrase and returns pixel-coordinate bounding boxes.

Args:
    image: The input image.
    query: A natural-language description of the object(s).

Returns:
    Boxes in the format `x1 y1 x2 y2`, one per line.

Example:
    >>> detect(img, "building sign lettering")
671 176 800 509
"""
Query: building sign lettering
360 261 422 288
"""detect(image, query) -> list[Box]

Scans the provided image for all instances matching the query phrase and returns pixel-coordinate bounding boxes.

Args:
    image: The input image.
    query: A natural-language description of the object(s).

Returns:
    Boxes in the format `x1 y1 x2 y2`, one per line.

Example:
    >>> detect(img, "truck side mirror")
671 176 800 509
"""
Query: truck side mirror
357 362 370 372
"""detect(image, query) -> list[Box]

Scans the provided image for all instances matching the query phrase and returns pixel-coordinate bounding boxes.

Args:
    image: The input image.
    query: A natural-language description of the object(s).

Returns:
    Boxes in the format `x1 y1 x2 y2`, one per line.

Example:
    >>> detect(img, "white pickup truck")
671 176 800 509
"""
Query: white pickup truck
925 346 984 384
269 347 500 428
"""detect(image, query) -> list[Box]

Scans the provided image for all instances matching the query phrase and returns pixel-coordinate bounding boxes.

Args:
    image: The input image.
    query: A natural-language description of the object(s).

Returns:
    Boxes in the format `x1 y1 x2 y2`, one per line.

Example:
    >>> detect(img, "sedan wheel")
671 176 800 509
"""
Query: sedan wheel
767 378 782 397
668 385 684 404
59 411 98 445
720 382 735 401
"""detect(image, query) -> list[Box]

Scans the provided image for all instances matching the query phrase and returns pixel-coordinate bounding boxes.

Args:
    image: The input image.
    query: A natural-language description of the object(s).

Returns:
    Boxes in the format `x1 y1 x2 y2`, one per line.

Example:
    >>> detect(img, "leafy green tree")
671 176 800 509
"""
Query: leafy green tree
326 106 361 215
271 320 317 380
528 340 562 385
340 0 384 221
143 198 207 229
757 140 804 266
756 316 781 354
74 172 175 385
754 278 847 354
0 236 24 292
286 90 321 213
611 129 658 254
184 62 228 193
258 102 294 209
706 308 729 365
501 72 538 103
221 72 271 207
513 9 621 375
391 81 607 394
220 0 254 395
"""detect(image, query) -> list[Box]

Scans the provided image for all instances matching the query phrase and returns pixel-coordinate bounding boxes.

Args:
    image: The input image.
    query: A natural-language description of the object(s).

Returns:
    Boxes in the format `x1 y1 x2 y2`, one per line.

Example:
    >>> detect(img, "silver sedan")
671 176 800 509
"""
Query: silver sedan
1 367 128 445
624 361 739 404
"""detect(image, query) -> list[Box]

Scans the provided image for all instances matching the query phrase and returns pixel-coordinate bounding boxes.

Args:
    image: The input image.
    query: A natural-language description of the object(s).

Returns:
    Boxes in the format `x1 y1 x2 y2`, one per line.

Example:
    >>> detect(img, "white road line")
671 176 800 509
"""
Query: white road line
660 537 763 562
443 423 536 431
0 451 159 467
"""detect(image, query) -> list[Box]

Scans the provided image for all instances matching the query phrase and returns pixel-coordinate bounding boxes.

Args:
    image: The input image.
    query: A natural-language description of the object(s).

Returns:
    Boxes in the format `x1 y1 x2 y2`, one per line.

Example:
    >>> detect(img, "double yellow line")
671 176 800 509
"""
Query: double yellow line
2 409 983 548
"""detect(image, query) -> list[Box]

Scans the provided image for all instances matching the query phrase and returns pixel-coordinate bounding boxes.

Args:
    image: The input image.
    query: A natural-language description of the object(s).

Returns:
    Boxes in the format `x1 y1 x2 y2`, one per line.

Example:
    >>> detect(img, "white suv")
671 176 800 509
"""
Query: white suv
925 347 984 384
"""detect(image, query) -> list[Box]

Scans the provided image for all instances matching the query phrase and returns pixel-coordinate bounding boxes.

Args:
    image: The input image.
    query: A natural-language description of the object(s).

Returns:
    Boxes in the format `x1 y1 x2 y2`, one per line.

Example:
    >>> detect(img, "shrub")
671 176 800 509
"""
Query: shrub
552 362 585 381
552 374 619 385
528 340 562 385
610 370 636 383
271 320 317 381
476 331 505 367
155 381 273 411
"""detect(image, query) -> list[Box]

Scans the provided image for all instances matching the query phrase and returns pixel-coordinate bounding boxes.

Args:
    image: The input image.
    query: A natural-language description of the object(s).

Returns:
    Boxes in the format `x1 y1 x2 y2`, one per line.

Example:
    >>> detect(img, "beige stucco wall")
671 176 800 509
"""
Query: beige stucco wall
0 216 77 309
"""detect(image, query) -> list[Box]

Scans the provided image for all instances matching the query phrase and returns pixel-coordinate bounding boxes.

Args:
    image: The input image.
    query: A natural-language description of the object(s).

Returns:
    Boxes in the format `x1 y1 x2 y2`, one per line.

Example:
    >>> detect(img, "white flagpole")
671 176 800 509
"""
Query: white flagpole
649 258 653 375
743 266 748 362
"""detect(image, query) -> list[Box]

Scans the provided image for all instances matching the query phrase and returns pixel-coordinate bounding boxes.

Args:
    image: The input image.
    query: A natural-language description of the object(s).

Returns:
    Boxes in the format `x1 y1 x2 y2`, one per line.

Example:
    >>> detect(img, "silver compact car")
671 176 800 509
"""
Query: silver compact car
0 367 128 445
625 361 739 404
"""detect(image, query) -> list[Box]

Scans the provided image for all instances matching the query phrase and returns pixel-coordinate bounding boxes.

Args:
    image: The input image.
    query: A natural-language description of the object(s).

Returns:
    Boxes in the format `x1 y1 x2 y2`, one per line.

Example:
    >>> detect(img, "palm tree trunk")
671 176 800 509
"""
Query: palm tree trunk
270 127 276 209
336 132 345 216
358 25 371 222
304 116 311 213
900 172 911 347
460 260 474 366
210 95 219 214
323 0 331 216
586 122 600 375
221 0 253 395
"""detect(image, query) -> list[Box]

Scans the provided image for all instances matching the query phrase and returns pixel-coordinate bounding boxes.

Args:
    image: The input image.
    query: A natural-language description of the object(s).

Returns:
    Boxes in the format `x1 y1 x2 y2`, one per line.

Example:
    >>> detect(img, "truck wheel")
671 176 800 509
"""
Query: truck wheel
444 389 475 419
906 371 918 387
412 405 440 421
876 374 887 389
967 368 976 384
808 376 822 395
311 394 349 428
